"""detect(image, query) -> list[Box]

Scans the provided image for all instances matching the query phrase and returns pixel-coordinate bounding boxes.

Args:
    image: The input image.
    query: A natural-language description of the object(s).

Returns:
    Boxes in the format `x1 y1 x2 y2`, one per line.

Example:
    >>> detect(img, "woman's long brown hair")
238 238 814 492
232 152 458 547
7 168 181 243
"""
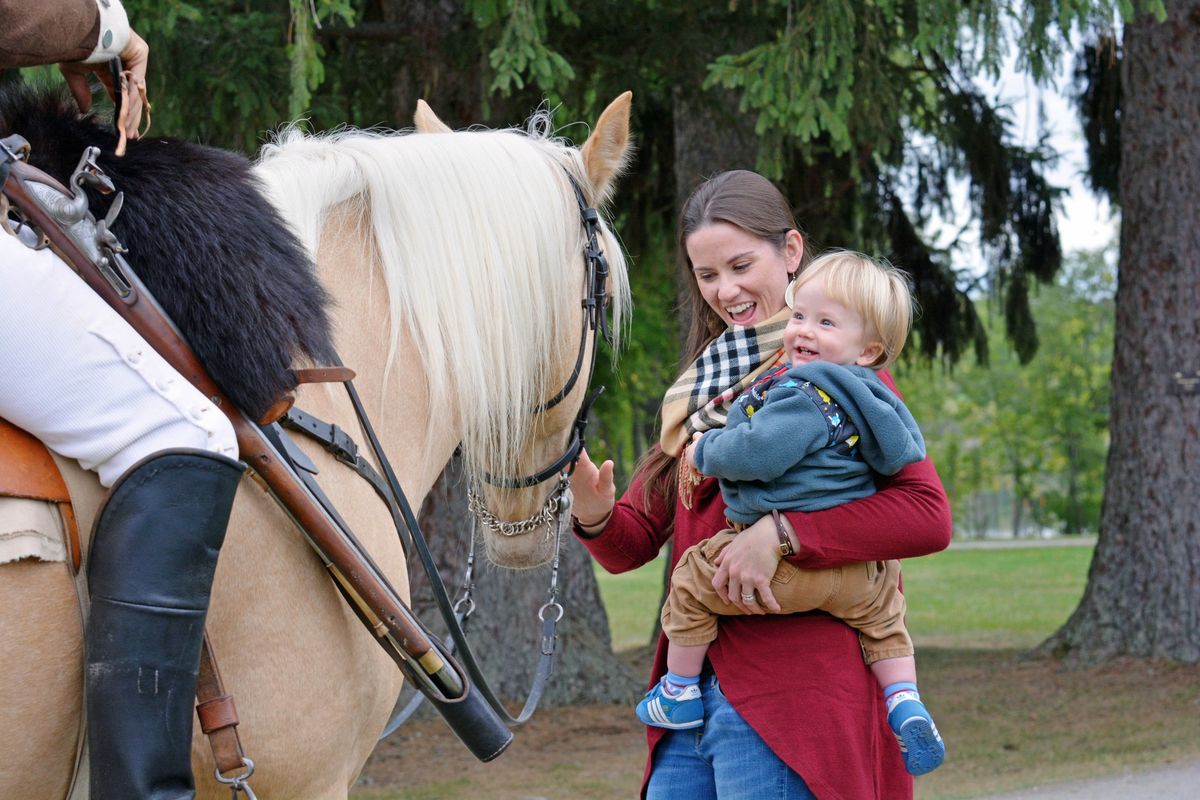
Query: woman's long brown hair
635 170 809 510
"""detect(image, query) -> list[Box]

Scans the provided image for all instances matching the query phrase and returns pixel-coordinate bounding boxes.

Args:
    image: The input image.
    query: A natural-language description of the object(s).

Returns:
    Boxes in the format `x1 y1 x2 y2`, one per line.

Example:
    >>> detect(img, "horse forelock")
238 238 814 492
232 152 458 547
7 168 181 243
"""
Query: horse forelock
255 122 629 480
0 84 337 420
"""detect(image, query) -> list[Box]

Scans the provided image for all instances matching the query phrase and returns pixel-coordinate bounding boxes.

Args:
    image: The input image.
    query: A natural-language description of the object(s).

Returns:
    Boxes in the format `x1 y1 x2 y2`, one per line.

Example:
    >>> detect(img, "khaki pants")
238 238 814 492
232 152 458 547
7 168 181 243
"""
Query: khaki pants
661 529 913 664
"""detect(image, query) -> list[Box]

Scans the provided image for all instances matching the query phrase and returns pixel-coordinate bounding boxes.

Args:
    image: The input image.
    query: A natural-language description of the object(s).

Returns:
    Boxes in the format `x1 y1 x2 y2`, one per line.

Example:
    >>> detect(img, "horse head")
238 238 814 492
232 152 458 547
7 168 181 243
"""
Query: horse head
417 94 633 569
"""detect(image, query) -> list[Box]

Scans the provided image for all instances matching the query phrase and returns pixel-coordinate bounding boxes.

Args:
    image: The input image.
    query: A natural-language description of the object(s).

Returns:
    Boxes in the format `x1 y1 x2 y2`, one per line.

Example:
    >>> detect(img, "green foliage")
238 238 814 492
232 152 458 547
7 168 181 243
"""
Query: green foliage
471 0 578 102
896 247 1114 536
705 2 858 167
284 1 355 119
116 1 355 149
1074 33 1122 204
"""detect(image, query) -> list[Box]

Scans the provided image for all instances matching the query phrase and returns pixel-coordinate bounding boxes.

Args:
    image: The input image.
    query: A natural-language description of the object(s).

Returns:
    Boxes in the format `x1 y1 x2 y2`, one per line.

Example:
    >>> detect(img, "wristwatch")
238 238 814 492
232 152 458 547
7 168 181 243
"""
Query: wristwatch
771 510 794 557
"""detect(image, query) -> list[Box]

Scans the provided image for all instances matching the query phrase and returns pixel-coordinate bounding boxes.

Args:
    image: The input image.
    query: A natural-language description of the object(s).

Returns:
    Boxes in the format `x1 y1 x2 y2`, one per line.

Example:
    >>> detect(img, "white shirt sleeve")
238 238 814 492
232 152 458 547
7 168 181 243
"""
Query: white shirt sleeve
82 0 131 64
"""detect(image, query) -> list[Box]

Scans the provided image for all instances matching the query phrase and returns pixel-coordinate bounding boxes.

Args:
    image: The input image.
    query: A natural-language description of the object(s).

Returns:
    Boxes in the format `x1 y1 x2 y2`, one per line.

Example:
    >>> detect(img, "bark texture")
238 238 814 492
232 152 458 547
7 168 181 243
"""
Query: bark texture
1042 0 1200 664
408 457 641 710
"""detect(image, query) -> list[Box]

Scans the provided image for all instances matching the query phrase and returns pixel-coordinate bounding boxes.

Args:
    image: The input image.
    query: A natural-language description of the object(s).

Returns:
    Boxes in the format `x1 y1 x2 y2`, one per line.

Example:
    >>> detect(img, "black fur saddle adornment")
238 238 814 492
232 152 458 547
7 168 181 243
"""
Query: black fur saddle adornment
0 85 337 421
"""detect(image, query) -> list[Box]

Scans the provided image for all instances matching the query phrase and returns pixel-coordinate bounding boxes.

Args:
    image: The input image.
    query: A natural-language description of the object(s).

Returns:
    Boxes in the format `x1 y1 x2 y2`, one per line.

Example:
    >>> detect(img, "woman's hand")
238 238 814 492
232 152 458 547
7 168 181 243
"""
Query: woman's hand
712 515 784 613
683 432 701 472
569 448 616 531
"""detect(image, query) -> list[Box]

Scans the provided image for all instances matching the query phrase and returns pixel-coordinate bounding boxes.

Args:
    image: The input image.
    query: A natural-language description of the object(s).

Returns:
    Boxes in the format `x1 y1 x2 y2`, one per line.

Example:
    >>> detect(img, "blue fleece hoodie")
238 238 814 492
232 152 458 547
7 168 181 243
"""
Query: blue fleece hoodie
692 361 925 524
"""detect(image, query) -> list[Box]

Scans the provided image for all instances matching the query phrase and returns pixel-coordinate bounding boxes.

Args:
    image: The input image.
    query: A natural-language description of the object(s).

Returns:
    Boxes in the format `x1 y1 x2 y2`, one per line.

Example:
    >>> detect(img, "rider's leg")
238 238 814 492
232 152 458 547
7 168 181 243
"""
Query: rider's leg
0 231 237 486
85 449 244 800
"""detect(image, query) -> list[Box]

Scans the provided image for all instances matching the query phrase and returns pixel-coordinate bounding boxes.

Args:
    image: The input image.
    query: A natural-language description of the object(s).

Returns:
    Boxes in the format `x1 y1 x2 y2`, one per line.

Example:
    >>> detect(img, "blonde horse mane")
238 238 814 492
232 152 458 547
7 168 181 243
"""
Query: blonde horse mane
253 117 629 481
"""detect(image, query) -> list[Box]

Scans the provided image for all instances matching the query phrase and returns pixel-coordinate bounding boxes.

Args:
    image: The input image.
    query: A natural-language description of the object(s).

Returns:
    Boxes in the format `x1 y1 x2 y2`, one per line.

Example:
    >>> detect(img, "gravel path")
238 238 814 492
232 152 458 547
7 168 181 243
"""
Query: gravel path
977 760 1200 799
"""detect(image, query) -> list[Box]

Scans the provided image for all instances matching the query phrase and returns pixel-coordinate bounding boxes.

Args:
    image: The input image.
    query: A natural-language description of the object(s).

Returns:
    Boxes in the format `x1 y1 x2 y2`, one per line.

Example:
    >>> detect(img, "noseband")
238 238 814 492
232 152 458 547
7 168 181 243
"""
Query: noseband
467 173 613 534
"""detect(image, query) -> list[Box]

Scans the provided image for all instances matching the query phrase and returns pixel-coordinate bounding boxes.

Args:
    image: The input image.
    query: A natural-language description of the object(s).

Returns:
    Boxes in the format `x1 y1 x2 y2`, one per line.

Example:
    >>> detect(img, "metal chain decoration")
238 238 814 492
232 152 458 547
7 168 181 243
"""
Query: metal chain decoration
466 474 571 538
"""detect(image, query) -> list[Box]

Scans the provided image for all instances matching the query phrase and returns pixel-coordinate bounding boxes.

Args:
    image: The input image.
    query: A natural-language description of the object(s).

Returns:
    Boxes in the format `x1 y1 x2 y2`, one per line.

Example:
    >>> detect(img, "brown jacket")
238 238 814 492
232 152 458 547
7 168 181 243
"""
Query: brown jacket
0 0 101 67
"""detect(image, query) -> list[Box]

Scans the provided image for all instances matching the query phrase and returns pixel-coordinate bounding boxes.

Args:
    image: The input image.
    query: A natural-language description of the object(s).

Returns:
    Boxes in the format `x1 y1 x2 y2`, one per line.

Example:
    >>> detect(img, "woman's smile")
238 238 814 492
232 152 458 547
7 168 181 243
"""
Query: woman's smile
687 222 797 328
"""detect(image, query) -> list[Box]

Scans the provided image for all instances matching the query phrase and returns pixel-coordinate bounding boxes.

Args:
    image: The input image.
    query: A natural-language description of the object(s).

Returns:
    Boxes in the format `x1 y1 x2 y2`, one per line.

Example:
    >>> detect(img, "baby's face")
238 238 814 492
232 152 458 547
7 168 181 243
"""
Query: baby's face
784 277 879 367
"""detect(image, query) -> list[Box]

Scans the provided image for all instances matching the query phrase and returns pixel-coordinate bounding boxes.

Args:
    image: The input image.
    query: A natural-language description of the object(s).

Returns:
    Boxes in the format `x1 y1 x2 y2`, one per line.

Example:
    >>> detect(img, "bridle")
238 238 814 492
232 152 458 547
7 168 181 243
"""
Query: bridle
466 172 614 534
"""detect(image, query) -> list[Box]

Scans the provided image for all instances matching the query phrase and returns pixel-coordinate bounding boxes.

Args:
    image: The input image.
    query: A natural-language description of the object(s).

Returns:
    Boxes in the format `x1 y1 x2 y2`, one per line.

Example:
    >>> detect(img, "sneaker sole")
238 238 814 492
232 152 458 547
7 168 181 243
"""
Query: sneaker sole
898 718 945 776
637 714 704 730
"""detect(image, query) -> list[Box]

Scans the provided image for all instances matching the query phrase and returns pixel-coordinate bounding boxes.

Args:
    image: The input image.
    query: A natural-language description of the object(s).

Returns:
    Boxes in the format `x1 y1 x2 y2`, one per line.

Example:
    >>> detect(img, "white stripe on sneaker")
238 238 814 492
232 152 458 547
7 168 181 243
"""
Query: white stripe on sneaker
886 690 921 713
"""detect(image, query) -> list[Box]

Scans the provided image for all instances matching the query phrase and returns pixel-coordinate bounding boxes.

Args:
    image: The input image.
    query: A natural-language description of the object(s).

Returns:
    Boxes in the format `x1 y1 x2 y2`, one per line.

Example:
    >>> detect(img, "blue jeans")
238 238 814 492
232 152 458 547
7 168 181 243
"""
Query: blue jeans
646 674 816 800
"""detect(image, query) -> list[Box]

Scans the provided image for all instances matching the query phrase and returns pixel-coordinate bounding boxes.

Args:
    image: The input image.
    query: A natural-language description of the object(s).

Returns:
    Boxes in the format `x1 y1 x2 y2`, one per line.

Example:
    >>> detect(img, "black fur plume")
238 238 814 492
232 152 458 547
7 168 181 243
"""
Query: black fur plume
0 85 337 420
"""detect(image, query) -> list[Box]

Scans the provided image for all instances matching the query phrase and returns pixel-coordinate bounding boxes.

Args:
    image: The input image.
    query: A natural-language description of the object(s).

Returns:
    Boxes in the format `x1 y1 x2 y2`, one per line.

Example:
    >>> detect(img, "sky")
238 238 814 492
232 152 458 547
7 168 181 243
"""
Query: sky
1002 63 1118 255
931 51 1120 271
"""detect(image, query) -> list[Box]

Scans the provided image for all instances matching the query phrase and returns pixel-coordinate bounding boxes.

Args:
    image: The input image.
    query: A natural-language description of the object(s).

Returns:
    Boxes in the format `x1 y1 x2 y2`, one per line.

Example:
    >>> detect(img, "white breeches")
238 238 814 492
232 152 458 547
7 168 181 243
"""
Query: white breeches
0 229 237 487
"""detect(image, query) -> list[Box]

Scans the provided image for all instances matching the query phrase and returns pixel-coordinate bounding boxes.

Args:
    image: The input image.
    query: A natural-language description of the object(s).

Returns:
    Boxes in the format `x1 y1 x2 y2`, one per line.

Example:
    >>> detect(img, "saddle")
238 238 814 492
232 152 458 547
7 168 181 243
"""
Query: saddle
0 416 79 569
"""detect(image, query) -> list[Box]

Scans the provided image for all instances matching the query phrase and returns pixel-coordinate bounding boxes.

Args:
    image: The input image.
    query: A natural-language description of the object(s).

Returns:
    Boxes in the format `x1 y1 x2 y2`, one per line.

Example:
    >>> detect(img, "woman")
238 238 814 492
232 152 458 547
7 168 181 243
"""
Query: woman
570 170 952 798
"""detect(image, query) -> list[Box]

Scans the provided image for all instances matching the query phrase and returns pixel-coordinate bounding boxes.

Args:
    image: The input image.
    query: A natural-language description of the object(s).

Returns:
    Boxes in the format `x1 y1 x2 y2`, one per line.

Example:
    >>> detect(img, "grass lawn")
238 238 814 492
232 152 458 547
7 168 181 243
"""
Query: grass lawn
594 541 1200 799
355 542 1200 799
596 543 1099 652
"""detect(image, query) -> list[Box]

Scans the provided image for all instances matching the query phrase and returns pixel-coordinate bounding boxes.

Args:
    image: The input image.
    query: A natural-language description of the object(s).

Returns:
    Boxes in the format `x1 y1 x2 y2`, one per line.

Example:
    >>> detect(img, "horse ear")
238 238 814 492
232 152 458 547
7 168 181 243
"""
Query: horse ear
414 99 452 134
581 91 633 203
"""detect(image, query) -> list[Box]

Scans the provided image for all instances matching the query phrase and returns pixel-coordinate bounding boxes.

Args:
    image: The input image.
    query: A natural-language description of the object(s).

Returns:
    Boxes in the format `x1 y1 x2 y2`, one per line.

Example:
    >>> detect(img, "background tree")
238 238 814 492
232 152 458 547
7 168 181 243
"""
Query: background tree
897 249 1115 538
1042 0 1200 664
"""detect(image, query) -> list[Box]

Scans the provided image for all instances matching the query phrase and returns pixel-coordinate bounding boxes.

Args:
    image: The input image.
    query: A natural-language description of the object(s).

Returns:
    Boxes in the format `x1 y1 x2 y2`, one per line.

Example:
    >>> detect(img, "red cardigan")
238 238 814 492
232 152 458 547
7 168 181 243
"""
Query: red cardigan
578 371 952 799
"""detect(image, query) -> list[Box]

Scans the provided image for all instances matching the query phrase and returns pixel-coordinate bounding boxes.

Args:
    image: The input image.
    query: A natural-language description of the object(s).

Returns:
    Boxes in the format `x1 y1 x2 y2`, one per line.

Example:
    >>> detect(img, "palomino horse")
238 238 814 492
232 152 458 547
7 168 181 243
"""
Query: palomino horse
0 92 632 799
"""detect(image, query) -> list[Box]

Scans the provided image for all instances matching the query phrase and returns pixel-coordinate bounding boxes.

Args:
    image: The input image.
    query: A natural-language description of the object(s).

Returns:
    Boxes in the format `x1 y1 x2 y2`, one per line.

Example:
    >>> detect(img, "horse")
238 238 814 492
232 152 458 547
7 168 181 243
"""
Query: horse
0 89 632 799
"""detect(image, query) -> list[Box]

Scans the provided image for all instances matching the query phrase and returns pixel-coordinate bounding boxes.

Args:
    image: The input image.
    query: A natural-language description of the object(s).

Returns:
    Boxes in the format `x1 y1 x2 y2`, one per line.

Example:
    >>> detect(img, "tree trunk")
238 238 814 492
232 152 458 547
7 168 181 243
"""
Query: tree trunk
1041 0 1200 664
408 457 641 708
672 86 760 214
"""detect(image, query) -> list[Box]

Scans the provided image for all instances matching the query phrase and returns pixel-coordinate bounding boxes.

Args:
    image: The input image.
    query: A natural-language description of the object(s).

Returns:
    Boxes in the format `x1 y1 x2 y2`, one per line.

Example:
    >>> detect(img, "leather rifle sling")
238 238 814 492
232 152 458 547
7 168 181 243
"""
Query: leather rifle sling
1 156 448 683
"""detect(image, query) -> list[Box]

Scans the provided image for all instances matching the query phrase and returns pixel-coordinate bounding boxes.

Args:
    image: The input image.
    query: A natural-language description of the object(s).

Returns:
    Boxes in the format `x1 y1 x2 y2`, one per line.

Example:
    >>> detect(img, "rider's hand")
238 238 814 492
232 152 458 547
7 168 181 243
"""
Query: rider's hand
570 448 616 531
59 30 149 146
712 514 785 614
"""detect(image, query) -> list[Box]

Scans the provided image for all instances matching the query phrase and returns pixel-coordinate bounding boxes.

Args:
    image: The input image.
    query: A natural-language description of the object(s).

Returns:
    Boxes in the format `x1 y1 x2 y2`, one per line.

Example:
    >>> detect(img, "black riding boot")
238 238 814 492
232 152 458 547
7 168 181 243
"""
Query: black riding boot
86 450 244 800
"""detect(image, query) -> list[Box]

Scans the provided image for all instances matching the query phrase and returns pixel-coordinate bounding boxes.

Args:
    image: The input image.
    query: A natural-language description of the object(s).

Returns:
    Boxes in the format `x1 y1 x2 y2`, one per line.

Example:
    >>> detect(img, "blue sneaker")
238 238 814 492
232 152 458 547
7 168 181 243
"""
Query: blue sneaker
888 694 945 776
636 680 704 730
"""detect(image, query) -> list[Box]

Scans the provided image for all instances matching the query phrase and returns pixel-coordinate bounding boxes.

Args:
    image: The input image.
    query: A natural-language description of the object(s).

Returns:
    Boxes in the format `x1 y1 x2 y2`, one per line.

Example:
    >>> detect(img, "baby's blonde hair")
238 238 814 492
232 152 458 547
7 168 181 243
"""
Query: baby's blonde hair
786 250 914 369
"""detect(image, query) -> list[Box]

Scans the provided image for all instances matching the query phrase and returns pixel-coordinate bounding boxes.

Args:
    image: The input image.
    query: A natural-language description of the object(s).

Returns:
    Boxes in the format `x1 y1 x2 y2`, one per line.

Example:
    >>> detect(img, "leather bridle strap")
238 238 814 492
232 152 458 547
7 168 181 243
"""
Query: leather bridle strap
279 407 392 504
480 385 603 490
479 173 611 490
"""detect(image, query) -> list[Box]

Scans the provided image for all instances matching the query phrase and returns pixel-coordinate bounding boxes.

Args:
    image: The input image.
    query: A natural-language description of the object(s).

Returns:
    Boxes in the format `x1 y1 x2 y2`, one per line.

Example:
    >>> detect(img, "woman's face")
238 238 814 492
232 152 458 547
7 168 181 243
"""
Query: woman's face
686 222 802 328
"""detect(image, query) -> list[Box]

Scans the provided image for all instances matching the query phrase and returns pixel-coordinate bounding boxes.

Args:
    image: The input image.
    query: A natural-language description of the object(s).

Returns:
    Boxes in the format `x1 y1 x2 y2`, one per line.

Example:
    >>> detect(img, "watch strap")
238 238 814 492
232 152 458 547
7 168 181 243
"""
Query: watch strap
771 509 794 557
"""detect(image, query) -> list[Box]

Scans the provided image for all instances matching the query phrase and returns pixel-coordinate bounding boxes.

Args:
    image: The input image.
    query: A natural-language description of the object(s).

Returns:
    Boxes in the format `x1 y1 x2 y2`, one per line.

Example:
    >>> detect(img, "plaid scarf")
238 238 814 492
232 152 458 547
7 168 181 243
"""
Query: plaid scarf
659 307 791 457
